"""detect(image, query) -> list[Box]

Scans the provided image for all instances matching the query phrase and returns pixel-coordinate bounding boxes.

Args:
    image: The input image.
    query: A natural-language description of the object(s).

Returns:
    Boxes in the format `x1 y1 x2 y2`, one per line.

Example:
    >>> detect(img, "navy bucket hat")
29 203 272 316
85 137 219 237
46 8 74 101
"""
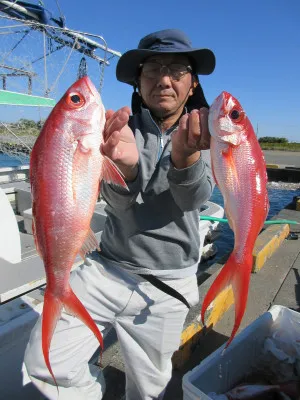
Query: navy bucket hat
116 29 216 86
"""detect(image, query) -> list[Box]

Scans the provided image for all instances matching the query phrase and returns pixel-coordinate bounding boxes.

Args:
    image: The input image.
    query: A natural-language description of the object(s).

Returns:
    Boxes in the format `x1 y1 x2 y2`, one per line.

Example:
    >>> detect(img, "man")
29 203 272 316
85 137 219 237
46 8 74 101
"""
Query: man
25 29 216 400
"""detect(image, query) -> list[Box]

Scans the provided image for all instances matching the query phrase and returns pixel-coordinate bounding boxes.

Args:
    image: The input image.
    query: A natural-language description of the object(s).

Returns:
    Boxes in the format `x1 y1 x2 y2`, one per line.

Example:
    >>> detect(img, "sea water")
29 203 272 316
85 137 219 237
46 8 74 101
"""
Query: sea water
207 184 300 265
0 153 29 168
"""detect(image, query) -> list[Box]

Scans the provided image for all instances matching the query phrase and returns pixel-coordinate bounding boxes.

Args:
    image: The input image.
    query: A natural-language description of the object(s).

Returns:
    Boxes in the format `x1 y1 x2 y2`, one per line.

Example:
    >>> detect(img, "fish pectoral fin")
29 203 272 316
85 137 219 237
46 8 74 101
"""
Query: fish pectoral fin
102 156 128 189
79 228 100 259
77 136 93 154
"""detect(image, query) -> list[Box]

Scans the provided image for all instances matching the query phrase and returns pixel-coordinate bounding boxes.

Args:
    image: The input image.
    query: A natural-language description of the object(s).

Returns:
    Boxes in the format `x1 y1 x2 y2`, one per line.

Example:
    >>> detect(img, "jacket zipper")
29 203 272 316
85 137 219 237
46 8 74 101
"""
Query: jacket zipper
146 109 176 162
157 133 164 161
147 112 164 162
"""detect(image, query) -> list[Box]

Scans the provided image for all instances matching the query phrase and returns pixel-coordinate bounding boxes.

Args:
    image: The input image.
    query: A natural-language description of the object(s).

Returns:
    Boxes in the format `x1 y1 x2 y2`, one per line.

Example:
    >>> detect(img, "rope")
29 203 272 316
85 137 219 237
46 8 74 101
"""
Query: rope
45 37 78 96
0 0 39 20
0 29 28 34
54 0 65 22
77 57 87 79
0 29 30 65
0 15 121 57
0 121 32 151
0 14 121 95
0 23 29 29
26 43 64 66
0 0 19 12
99 60 105 93
98 36 108 93
43 29 48 95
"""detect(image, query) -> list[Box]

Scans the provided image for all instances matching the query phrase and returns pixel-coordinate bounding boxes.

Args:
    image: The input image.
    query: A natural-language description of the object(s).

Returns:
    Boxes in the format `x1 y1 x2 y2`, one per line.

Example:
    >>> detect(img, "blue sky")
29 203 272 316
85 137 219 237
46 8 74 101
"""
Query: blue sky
1 0 299 141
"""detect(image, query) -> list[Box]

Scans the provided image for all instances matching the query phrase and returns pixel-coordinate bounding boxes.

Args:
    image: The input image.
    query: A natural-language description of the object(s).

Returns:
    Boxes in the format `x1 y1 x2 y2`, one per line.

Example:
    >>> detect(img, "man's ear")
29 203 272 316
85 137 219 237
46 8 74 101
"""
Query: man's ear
135 79 142 96
188 76 196 97
192 75 199 91
188 74 199 97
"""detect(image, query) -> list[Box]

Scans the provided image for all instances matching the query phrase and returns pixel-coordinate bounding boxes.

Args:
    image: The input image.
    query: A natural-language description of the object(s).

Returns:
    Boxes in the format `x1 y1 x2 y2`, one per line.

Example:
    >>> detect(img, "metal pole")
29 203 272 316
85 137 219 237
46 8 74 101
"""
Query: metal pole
28 76 32 94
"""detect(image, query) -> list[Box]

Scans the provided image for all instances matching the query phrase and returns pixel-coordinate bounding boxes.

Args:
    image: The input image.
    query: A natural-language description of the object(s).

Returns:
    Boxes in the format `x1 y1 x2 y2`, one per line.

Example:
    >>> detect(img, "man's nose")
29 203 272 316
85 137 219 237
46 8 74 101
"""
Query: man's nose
156 73 172 87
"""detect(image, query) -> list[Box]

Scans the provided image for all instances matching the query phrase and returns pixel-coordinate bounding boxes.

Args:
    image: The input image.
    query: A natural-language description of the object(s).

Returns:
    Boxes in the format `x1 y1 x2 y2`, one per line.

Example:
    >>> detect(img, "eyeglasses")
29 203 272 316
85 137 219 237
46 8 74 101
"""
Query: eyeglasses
140 62 192 81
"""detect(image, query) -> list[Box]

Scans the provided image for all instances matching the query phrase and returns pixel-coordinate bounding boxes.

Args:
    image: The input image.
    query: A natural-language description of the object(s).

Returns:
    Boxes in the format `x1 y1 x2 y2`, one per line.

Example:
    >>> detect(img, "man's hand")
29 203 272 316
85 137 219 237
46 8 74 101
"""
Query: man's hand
171 108 210 169
101 106 139 181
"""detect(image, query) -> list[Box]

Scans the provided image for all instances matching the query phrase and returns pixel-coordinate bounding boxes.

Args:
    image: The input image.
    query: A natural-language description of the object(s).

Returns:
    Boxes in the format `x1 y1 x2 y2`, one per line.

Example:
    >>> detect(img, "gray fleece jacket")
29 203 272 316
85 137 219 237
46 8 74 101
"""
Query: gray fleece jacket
100 107 214 279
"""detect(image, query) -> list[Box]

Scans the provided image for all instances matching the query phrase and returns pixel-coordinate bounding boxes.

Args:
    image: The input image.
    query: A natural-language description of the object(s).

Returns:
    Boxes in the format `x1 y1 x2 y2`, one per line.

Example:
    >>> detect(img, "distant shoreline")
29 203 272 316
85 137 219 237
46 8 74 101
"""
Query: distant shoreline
1 142 300 157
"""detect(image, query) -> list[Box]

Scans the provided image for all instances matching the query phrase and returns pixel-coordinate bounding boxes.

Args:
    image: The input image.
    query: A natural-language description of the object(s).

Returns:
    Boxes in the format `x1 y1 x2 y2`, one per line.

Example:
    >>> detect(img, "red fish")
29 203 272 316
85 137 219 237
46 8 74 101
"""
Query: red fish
225 381 300 399
201 91 269 346
30 76 126 385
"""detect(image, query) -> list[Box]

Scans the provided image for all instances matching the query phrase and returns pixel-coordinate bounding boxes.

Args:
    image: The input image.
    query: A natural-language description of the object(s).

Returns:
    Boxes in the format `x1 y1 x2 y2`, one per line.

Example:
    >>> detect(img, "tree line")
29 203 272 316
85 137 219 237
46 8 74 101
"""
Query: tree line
258 137 289 144
6 118 45 129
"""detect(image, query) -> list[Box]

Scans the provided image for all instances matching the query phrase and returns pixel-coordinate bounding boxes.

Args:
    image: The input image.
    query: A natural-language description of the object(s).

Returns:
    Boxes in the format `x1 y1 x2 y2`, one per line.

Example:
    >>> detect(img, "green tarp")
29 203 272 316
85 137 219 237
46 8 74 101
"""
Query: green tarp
0 90 55 107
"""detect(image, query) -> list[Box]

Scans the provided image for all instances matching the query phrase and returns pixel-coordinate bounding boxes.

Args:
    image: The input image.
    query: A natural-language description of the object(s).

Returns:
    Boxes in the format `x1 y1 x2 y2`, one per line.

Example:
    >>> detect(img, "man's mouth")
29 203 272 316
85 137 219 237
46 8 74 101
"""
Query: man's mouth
155 94 173 98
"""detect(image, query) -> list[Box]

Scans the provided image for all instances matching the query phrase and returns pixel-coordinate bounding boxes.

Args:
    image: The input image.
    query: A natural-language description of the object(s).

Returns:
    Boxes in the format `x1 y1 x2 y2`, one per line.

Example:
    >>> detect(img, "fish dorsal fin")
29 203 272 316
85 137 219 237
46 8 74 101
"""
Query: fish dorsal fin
79 228 100 259
102 156 128 189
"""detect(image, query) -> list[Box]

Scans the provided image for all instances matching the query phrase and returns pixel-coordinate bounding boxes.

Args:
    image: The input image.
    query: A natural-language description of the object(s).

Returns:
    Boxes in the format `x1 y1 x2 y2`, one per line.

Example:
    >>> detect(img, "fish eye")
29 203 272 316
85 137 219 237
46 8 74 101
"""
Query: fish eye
71 95 81 104
66 92 85 108
230 110 240 120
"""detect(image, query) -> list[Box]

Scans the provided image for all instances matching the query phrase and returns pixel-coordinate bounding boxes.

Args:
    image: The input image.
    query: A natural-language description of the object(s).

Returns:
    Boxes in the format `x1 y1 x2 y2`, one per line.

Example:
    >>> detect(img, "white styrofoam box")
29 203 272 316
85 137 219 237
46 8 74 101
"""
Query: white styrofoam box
182 306 300 400
16 188 32 215
23 207 33 234
0 187 21 263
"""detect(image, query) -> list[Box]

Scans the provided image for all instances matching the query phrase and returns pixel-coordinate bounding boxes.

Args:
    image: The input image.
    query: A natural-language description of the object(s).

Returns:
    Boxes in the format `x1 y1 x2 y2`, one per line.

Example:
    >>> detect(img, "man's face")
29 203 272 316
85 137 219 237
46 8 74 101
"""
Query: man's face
139 54 193 119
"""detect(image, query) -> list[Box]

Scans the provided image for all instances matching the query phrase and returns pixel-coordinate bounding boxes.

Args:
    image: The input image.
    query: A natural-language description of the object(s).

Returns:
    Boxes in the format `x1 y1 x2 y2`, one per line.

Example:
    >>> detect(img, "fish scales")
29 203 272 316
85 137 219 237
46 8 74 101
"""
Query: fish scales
201 91 269 347
30 76 126 387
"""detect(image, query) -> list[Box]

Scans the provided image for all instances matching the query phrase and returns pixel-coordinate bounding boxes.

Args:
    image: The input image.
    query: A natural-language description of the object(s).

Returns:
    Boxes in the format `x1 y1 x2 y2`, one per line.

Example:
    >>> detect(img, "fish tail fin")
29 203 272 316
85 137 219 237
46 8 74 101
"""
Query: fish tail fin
42 289 63 391
42 287 104 390
63 288 104 354
201 252 252 346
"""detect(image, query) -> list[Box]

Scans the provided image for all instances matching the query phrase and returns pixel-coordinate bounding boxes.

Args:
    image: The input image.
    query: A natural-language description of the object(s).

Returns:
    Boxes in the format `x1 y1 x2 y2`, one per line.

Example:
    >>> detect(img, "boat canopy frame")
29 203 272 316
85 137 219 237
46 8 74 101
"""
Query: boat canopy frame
0 0 122 101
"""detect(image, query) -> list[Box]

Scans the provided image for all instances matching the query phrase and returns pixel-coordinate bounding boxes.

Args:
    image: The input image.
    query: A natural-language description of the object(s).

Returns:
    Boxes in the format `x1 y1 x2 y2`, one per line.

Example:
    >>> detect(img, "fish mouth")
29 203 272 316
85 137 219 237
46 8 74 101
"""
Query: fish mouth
77 76 101 102
214 92 225 114
84 76 99 98
208 92 224 137
212 91 235 115
213 91 232 116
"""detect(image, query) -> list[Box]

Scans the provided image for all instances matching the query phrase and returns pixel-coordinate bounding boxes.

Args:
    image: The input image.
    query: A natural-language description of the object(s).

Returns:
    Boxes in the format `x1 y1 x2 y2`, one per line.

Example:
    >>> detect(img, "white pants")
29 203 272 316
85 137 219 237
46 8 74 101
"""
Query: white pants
24 254 199 400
